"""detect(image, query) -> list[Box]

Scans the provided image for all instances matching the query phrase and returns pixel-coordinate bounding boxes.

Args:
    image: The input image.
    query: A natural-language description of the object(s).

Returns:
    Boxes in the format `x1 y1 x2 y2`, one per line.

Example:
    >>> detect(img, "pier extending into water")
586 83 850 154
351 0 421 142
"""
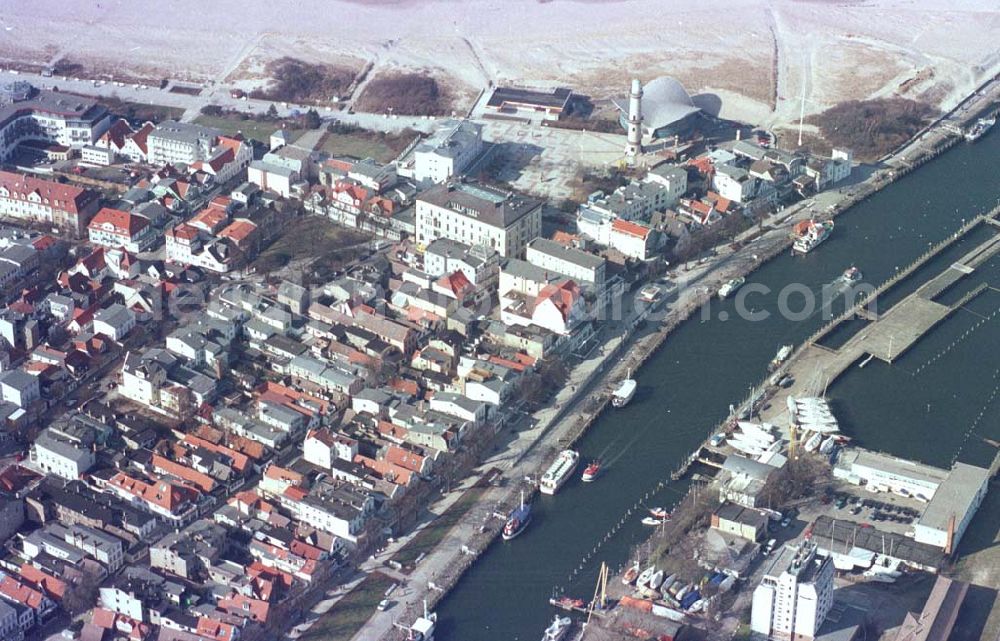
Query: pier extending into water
767 211 1000 410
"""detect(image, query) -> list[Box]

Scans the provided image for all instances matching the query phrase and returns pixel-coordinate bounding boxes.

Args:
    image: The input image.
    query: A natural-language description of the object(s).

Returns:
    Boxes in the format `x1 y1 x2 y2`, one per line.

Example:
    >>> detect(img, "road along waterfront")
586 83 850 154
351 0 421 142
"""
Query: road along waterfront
432 127 1000 640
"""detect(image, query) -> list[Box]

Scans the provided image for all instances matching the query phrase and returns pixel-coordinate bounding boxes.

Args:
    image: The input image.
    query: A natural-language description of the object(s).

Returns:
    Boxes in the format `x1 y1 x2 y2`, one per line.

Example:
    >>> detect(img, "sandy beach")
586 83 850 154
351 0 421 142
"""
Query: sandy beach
1 0 997 127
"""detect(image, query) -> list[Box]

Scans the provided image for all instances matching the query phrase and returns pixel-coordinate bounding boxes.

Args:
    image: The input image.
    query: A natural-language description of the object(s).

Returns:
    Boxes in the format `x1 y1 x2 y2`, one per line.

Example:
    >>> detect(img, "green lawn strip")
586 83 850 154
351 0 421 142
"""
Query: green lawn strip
392 487 487 568
299 571 396 641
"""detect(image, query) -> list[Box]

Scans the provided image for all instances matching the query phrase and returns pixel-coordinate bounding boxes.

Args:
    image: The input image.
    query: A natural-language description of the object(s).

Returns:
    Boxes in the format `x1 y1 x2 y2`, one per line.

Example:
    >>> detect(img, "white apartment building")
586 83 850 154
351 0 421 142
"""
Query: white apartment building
31 427 96 480
526 237 606 284
609 218 655 260
0 82 112 162
92 303 137 341
423 237 500 286
303 429 357 470
0 369 40 408
146 121 220 166
585 169 687 221
751 541 834 641
248 159 298 198
416 182 542 258
713 164 756 203
413 119 483 184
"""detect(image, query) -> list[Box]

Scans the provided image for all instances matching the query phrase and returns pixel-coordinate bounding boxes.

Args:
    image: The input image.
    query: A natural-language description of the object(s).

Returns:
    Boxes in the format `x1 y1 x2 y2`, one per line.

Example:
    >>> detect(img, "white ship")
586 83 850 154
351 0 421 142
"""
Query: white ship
965 116 996 142
540 450 580 495
541 615 572 641
718 276 746 299
793 220 835 254
612 375 637 408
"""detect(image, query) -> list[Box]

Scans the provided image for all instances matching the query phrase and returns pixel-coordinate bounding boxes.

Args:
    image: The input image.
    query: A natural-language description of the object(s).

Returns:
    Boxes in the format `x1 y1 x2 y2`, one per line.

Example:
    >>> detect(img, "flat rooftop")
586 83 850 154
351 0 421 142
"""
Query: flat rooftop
918 461 989 532
838 448 949 486
486 86 572 110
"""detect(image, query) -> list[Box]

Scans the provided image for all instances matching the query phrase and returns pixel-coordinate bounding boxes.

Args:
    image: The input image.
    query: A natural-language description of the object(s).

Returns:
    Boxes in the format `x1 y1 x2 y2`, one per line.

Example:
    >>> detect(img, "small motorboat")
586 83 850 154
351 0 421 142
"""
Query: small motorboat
642 516 666 526
581 460 602 482
622 564 639 585
648 569 665 590
649 507 669 520
839 266 862 283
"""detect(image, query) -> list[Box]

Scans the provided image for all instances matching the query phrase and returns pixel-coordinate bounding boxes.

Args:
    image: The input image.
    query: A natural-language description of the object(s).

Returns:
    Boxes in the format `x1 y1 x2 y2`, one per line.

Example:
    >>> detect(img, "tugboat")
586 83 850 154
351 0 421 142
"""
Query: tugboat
502 492 532 541
581 460 602 482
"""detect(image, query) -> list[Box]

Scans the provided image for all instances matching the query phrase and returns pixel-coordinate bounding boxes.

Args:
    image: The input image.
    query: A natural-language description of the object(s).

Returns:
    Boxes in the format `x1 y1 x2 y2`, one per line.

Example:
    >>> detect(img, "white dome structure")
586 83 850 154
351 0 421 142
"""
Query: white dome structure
613 76 701 139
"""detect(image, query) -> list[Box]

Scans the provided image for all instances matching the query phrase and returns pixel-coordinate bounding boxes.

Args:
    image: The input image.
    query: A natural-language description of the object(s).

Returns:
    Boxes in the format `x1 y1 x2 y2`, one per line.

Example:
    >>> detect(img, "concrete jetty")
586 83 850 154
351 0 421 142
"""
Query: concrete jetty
764 214 1000 423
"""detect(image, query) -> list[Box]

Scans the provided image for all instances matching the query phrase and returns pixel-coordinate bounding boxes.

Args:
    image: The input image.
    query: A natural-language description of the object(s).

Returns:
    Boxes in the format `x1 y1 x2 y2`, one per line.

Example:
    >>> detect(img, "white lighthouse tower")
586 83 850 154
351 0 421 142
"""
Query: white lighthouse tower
625 78 643 163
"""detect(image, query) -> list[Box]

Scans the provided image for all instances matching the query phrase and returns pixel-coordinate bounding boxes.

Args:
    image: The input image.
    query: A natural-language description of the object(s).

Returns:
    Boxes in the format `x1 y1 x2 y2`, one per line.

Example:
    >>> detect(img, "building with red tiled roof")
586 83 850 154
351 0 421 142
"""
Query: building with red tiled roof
151 454 217 493
354 454 413 487
432 270 474 302
217 218 258 249
218 592 271 624
531 279 584 335
105 471 199 523
385 445 430 475
96 118 134 154
0 170 101 236
19 563 67 600
610 218 655 260
181 434 250 474
88 208 157 252
195 617 239 641
0 572 55 617
188 206 229 234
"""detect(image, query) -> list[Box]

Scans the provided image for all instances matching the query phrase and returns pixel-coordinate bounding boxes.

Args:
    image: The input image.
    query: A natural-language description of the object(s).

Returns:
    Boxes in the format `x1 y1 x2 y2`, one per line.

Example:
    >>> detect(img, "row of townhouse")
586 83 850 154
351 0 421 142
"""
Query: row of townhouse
0 170 101 237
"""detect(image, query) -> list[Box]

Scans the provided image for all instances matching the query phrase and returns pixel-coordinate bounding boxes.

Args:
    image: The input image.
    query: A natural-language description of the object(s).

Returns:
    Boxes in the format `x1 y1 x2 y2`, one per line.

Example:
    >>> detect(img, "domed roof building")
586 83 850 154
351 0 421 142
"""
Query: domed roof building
612 76 701 139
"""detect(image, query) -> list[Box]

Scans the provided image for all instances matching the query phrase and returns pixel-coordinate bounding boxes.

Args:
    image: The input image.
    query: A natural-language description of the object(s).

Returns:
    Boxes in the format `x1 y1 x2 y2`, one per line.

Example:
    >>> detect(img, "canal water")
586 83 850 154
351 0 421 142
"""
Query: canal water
435 129 1000 641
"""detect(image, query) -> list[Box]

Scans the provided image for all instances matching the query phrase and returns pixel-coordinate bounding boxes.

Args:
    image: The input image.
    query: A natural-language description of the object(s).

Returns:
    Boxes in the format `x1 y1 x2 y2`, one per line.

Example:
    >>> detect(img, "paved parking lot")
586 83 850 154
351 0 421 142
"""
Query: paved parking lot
816 482 926 537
